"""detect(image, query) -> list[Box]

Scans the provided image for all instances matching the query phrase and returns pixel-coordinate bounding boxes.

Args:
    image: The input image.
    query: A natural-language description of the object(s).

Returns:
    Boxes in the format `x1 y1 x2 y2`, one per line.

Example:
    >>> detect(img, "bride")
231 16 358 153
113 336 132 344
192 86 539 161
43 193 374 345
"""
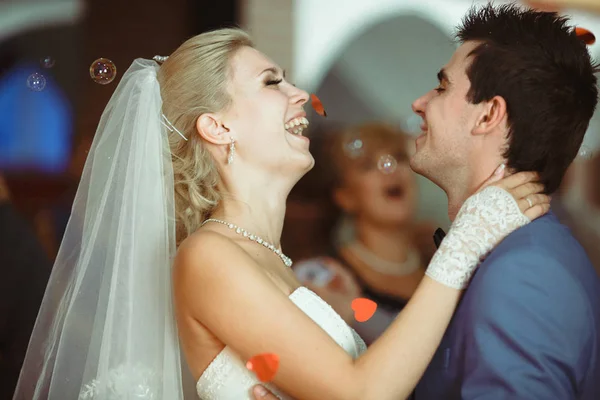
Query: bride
13 28 549 400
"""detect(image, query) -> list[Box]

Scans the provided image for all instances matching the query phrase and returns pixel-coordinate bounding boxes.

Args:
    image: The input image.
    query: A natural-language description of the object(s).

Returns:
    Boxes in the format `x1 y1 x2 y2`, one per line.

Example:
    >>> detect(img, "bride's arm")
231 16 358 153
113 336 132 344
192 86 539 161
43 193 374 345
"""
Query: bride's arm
173 172 548 400
175 239 455 400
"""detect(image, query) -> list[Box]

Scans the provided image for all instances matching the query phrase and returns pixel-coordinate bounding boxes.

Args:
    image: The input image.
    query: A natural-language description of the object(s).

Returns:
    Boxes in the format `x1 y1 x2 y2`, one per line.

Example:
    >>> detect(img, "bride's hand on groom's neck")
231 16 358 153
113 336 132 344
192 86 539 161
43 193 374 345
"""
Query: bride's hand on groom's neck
474 166 551 221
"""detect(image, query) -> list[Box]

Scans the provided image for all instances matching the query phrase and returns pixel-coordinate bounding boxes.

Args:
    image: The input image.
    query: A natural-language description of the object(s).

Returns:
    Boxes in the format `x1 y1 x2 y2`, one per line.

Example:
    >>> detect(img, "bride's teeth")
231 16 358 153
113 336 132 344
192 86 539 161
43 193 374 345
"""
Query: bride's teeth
284 116 309 135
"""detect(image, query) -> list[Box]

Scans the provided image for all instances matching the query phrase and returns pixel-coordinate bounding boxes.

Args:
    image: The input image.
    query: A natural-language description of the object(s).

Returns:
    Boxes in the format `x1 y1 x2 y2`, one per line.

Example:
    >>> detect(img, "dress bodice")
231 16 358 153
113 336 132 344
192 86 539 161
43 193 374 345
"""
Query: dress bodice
196 287 367 399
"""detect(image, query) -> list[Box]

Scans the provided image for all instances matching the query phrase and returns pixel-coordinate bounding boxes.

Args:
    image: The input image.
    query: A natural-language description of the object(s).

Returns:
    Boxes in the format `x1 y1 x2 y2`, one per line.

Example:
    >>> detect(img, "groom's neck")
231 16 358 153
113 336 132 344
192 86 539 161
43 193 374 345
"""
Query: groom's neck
444 159 503 222
445 177 485 223
447 195 468 222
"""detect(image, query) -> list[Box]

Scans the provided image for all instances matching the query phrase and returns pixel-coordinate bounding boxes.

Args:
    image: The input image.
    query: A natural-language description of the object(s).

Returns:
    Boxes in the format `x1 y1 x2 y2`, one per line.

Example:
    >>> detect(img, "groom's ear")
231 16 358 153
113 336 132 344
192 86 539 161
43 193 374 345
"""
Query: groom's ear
472 95 507 136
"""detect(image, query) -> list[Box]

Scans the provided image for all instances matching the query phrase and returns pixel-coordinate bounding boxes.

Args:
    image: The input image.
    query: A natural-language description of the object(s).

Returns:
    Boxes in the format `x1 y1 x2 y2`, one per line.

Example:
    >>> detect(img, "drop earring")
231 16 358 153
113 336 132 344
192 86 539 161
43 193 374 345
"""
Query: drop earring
227 137 236 164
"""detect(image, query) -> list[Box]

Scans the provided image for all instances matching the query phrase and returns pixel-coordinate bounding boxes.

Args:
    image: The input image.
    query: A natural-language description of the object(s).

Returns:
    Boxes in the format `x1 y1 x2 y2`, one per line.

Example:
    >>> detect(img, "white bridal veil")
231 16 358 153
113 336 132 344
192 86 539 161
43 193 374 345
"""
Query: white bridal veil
13 58 196 399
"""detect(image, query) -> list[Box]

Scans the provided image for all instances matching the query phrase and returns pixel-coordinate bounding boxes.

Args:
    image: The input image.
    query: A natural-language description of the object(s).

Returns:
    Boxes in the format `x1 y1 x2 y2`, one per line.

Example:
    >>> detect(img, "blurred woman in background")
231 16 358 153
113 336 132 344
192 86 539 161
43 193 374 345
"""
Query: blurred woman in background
293 122 437 344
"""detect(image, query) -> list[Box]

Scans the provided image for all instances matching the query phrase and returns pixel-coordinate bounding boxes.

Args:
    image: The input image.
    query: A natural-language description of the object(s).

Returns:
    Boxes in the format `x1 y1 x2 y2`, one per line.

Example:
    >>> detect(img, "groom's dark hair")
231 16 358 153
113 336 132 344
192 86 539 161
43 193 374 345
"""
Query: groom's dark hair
456 3 599 194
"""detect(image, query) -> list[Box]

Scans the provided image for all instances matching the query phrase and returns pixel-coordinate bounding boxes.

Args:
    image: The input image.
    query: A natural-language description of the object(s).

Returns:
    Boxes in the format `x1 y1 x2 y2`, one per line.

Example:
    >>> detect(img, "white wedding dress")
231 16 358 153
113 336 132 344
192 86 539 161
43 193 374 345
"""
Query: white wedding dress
196 286 367 400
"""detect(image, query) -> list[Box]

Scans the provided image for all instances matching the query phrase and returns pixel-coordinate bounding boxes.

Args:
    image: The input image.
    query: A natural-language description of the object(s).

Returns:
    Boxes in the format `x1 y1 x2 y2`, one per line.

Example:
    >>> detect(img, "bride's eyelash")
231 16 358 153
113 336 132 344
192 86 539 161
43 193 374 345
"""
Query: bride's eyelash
266 78 283 86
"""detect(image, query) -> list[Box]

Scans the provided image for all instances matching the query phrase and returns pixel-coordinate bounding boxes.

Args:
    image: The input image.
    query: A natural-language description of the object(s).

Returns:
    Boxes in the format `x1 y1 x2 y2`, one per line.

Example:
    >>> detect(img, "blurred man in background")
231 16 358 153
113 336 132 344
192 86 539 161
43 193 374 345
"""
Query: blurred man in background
0 175 53 398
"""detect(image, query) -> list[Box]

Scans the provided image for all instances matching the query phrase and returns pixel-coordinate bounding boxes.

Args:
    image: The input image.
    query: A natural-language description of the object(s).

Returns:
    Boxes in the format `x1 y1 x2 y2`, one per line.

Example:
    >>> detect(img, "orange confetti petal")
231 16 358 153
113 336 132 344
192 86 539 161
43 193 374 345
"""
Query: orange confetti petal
351 298 377 322
311 93 327 117
575 27 595 45
246 353 280 383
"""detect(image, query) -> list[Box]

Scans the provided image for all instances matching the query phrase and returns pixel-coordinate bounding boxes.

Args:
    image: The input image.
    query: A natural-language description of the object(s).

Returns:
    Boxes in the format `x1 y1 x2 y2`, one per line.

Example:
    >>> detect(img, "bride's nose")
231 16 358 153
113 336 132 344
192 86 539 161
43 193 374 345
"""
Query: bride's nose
289 85 309 107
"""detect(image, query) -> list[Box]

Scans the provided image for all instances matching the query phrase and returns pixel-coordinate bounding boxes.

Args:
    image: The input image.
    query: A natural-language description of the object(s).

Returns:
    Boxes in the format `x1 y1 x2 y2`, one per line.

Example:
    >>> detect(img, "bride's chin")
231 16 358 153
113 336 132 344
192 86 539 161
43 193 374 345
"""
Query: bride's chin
296 152 315 172
304 155 316 171
280 154 314 181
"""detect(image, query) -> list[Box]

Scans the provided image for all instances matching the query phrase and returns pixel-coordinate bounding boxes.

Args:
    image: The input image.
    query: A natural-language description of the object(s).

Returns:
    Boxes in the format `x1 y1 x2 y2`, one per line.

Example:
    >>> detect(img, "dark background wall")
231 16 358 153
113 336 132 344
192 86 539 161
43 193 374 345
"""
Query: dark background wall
0 0 239 256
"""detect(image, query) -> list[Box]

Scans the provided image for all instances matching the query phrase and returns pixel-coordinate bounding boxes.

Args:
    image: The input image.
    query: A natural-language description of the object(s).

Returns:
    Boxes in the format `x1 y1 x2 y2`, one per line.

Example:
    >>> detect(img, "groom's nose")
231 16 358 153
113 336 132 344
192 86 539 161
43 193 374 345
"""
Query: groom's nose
411 93 429 118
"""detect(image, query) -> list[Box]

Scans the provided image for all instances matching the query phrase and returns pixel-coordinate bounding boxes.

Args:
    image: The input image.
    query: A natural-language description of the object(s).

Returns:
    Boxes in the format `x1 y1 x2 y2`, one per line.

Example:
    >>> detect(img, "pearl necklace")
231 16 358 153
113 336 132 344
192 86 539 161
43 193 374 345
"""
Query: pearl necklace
201 218 293 267
346 241 421 276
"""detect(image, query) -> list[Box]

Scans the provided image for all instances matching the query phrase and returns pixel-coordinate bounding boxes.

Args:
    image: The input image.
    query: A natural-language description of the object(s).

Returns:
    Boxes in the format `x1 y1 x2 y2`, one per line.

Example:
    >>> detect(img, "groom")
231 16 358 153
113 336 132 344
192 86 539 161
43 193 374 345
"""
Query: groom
253 3 600 399
405 4 600 399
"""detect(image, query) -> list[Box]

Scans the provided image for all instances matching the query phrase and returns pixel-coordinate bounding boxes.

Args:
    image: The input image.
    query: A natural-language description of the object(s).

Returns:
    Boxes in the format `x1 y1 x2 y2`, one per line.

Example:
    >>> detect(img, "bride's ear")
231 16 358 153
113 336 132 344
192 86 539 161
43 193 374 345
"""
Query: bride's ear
196 114 230 145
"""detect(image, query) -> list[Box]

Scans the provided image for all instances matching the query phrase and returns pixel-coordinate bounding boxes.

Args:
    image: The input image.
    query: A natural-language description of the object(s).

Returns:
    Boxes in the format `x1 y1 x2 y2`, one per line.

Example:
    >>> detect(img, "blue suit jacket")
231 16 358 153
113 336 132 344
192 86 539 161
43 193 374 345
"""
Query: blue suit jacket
415 212 600 399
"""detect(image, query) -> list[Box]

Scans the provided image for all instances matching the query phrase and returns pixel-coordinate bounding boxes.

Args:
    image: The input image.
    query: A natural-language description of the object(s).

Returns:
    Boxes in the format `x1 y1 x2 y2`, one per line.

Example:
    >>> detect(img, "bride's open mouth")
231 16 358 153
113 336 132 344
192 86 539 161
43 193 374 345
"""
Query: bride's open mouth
285 117 309 136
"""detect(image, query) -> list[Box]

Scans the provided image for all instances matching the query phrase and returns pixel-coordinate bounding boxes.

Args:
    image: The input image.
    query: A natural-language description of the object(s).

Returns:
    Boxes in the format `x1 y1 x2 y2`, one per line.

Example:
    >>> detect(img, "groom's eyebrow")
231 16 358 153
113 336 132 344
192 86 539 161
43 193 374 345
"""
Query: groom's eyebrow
437 69 451 85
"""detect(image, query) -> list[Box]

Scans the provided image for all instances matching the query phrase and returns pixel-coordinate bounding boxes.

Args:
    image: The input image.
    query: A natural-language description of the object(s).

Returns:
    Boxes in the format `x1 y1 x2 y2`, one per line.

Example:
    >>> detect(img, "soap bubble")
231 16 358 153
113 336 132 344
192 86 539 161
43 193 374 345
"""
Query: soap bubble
27 72 46 91
90 58 117 85
377 154 398 174
343 137 364 159
40 56 55 68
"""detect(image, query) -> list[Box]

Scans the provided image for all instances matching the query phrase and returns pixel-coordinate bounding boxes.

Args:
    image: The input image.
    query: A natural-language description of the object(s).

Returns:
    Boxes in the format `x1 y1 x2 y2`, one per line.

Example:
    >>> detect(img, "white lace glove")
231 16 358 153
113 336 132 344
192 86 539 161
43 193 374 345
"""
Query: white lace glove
425 186 531 289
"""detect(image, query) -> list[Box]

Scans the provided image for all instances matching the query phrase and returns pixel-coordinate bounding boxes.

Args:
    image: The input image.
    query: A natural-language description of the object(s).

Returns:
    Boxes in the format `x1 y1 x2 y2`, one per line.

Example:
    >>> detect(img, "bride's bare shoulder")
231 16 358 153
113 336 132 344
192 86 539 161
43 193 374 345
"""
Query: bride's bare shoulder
172 228 283 333
174 229 251 274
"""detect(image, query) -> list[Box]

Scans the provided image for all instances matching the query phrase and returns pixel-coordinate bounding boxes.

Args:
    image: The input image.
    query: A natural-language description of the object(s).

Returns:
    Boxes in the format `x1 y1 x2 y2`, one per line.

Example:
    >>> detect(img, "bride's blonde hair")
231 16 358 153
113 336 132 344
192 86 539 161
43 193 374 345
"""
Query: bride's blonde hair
157 28 253 244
